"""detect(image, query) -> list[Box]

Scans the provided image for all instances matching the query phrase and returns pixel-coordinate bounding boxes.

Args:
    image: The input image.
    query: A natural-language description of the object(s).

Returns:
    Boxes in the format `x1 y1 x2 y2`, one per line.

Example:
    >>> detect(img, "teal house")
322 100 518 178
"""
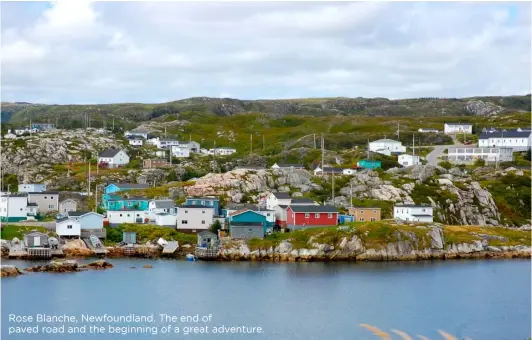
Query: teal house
357 159 382 169
228 210 267 239
106 197 150 211
185 197 221 216
101 183 150 209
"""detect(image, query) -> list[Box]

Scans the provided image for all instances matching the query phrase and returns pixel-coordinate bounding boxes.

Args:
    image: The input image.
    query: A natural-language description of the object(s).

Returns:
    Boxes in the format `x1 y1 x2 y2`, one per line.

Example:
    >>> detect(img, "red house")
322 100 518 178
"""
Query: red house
286 205 339 230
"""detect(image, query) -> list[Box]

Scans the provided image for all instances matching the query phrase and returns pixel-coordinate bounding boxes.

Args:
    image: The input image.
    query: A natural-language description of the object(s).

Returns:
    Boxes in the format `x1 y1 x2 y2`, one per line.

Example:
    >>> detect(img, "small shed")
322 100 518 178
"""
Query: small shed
230 222 265 239
338 214 355 224
24 231 49 248
357 159 382 169
197 231 218 248
122 232 137 244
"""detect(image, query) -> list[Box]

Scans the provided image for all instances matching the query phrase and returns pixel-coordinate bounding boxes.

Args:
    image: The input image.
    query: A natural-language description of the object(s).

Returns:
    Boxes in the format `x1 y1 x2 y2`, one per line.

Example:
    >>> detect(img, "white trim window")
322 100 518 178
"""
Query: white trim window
304 213 310 218
328 213 333 218
315 213 320 218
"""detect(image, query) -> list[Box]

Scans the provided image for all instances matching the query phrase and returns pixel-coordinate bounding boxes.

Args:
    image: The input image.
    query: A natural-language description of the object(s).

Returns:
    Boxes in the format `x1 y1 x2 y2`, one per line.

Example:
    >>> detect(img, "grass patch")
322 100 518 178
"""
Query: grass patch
0 225 51 240
105 224 196 245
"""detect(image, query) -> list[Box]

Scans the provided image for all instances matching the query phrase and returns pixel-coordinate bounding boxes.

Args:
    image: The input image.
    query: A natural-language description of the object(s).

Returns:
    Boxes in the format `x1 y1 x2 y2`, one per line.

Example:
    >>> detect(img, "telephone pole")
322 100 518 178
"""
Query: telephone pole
263 134 265 152
250 134 253 156
321 133 324 176
397 122 400 139
350 182 353 208
331 172 335 207
112 118 115 131
88 161 91 197
314 133 316 149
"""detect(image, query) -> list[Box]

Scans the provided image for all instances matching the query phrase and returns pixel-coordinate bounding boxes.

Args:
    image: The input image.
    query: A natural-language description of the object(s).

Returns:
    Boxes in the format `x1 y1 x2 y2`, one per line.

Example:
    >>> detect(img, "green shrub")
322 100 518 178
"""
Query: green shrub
438 161 453 169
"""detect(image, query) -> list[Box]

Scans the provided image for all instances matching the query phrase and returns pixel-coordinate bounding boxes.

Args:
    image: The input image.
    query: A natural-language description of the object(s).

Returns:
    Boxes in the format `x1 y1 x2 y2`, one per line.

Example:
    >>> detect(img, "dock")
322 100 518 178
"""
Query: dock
195 247 221 260
162 241 179 254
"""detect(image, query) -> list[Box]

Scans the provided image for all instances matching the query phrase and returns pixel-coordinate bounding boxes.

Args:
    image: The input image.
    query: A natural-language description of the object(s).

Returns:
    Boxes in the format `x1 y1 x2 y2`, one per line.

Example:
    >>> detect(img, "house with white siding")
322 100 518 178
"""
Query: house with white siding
107 210 149 226
18 183 47 193
207 147 237 156
128 136 144 146
393 204 433 223
98 149 130 168
478 129 532 152
266 192 292 210
177 205 215 232
0 193 29 222
444 123 473 134
124 129 149 139
56 211 105 238
447 147 514 163
147 199 176 221
398 154 421 167
59 199 78 214
369 139 407 156
171 146 191 158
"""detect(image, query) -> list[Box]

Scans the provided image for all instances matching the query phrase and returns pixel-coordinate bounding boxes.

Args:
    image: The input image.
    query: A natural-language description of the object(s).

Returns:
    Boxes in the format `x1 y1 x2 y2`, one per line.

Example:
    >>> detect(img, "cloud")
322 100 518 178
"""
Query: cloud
1 1 530 104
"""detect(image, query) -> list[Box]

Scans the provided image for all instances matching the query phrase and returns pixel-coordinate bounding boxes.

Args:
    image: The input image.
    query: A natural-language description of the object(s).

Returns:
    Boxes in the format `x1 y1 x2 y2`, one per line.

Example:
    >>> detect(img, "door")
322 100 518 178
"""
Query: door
34 236 41 246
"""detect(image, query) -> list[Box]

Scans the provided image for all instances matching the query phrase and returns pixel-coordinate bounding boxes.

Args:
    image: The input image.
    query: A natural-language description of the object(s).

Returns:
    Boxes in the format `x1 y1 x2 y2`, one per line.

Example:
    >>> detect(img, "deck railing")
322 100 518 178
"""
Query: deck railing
81 229 106 238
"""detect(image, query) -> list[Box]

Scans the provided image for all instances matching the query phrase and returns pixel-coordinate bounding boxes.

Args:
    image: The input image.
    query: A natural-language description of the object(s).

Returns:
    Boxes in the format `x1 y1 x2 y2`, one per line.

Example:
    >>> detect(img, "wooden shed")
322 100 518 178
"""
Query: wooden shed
197 231 217 248
122 232 137 244
24 231 49 248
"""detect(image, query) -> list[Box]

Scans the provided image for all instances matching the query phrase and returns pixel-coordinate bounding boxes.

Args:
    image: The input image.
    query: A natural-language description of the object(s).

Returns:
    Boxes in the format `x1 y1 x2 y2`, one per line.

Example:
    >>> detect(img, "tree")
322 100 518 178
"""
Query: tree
474 158 486 167
209 220 222 234
525 149 531 161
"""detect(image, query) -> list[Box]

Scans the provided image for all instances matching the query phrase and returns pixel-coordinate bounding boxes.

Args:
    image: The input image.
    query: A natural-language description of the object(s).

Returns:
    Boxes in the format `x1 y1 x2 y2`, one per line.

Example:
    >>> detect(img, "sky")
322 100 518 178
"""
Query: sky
1 1 531 104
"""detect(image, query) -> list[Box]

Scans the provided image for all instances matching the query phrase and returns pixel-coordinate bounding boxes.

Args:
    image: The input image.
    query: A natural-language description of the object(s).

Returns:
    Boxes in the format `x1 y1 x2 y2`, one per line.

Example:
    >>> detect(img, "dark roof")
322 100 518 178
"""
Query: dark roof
290 198 316 204
395 204 431 208
2 193 28 197
231 222 263 226
152 200 174 209
55 217 72 223
271 192 291 199
412 214 433 217
319 167 344 173
28 191 59 195
108 197 149 201
479 130 532 139
27 202 38 206
99 148 122 157
351 206 381 209
178 205 214 209
112 183 150 189
68 211 91 217
198 230 217 236
288 205 339 213
276 205 288 209
128 136 144 140
445 123 472 126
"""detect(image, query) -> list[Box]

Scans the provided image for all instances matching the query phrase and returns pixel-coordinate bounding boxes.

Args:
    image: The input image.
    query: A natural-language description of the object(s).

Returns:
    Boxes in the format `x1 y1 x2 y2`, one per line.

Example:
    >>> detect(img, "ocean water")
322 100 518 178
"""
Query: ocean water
1 259 530 340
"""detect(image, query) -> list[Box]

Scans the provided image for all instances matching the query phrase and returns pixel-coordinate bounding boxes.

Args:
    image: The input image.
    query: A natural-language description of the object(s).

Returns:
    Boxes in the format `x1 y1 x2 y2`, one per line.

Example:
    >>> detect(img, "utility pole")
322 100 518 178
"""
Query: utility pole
321 133 324 176
112 118 115 131
29 119 32 136
88 161 91 197
350 182 353 208
263 134 265 152
331 172 335 207
314 133 316 149
412 133 415 157
164 127 167 138
169 147 172 166
189 134 192 142
94 185 98 212
56 117 59 129
397 122 400 139
250 134 253 156
6 184 10 223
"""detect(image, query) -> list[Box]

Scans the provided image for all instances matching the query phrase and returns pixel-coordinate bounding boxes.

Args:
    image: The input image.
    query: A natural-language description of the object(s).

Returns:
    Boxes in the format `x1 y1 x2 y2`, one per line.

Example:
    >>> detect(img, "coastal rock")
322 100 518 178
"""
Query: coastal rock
427 227 444 249
25 260 81 273
142 264 153 269
278 240 292 254
1 265 23 278
81 260 114 270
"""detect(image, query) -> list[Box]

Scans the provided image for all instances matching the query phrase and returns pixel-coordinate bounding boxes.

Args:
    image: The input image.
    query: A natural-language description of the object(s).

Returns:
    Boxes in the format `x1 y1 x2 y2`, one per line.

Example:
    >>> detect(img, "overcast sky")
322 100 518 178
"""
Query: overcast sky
1 1 531 104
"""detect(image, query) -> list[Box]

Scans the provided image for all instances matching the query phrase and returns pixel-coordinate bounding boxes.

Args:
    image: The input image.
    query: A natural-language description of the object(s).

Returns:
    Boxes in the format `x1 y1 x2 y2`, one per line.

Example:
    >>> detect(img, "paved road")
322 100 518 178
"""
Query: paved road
425 135 464 166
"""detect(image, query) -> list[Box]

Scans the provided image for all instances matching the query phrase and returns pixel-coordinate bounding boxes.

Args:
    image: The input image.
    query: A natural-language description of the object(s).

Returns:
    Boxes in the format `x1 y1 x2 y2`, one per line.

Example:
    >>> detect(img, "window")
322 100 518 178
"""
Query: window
328 213 333 218
182 220 188 224
360 210 364 214
305 213 310 218
201 200 205 205
360 218 364 221
120 214 123 217
202 210 205 214
202 220 205 224
67 225 73 229
185 210 188 213
127 214 130 217
422 209 425 212
136 214 140 217
315 213 320 218
48 205 55 209
20 208 23 211
44 196 47 199
373 210 377 214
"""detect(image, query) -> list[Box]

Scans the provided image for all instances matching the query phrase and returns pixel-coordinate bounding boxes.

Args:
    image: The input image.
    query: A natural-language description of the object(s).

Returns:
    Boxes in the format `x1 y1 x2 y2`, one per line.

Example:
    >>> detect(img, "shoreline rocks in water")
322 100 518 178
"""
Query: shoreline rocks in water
24 260 114 273
1 265 23 277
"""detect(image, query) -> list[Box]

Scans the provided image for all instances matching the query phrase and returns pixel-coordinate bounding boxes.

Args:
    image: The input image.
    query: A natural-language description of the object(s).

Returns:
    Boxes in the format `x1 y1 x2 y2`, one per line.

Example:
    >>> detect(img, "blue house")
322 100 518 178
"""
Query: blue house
106 197 150 211
101 183 151 209
228 209 268 239
185 197 221 216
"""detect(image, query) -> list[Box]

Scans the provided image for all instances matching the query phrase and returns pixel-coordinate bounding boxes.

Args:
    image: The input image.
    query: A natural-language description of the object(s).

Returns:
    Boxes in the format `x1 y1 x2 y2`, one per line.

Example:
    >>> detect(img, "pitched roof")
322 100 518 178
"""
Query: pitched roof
231 222 263 226
178 205 214 209
321 167 344 173
288 205 339 213
56 217 76 223
67 211 91 217
99 148 122 157
445 123 472 126
351 206 381 209
271 192 291 199
395 204 431 208
186 197 219 201
229 209 264 217
290 198 316 204
479 129 532 139
27 202 38 206
198 230 217 236
112 183 150 189
152 200 174 209
108 196 149 201
25 231 48 237
28 191 59 195
276 163 304 168
60 198 77 203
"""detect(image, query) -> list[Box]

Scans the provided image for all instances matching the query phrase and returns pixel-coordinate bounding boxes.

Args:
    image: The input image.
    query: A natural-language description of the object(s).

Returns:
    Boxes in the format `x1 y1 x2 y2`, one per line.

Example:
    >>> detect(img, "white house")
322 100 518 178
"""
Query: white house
313 166 344 176
171 146 191 158
128 136 144 146
3 130 16 139
56 211 104 238
418 128 439 133
398 154 421 167
59 199 77 214
208 147 237 156
55 217 81 237
0 193 28 222
107 210 149 226
124 129 149 139
478 129 532 152
266 192 292 210
148 199 176 220
147 137 181 149
98 148 130 168
444 123 473 134
177 206 215 232
342 168 357 175
155 213 177 227
369 139 407 156
447 147 514 163
18 183 47 193
393 204 433 223
256 210 276 227
26 203 38 219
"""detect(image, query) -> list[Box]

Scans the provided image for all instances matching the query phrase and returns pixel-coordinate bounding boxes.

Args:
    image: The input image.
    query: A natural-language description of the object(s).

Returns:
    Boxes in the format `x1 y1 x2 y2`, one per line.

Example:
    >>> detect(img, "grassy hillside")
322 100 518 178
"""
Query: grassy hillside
3 94 530 127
